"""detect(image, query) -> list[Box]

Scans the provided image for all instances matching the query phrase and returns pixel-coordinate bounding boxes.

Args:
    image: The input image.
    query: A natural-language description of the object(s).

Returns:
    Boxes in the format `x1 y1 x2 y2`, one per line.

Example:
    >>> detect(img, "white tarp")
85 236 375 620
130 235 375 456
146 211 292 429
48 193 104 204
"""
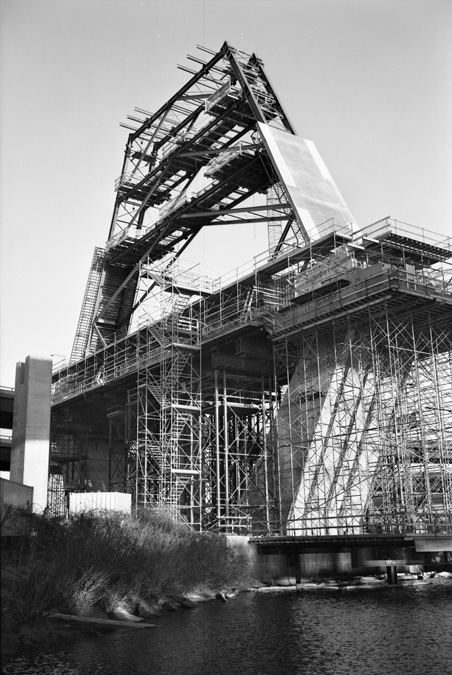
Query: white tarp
257 122 356 241
69 491 132 514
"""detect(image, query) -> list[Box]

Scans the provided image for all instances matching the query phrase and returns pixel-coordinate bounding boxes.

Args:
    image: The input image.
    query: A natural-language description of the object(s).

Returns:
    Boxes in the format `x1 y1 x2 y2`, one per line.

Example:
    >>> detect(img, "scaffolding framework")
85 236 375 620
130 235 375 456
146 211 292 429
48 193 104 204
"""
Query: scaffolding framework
50 44 452 537
51 217 452 533
48 433 87 516
274 307 452 535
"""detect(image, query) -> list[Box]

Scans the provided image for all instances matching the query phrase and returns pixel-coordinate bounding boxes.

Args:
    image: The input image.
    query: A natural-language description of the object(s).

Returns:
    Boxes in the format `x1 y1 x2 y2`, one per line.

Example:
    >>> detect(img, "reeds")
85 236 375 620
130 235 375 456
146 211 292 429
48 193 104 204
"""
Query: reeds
1 508 252 626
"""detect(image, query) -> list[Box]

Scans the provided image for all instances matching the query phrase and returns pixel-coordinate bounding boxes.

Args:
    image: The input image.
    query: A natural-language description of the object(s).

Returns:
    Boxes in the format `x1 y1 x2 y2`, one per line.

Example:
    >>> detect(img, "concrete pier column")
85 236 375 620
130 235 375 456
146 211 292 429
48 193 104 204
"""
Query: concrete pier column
10 356 52 512
295 553 302 584
386 565 398 585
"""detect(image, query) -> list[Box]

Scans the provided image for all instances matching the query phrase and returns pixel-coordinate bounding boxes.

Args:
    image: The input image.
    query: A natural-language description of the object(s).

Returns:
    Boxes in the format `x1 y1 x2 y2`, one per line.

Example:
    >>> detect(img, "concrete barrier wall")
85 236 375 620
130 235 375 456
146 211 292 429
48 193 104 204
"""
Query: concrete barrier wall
1 477 34 510
0 478 34 536
415 537 452 553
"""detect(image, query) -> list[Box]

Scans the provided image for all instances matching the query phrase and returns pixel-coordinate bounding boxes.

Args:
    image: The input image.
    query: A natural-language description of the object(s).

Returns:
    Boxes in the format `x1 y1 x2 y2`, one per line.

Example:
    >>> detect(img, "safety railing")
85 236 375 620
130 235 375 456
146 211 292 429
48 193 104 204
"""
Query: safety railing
250 511 452 538
114 170 146 192
271 262 452 338
356 217 452 255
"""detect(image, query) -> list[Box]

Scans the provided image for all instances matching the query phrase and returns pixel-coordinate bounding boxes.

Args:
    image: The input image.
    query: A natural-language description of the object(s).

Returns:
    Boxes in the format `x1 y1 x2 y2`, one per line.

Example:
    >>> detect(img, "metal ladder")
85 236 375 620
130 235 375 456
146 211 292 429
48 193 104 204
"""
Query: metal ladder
70 247 105 363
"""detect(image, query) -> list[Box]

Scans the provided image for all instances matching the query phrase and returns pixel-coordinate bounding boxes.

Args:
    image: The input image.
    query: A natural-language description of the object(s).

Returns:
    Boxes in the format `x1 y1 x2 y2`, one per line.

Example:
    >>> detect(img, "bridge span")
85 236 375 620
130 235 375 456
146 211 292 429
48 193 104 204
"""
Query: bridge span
250 531 452 584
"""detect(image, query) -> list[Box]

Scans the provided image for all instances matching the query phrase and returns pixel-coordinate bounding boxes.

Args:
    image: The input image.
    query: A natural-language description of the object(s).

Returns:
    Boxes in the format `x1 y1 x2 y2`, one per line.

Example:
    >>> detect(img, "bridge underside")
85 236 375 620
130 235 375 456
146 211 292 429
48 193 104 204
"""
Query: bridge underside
251 532 452 582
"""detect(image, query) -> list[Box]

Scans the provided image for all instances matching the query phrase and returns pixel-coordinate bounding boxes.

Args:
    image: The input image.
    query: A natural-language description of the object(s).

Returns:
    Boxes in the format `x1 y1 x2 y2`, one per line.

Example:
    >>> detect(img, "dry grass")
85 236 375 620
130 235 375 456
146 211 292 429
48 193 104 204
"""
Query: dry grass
1 508 252 627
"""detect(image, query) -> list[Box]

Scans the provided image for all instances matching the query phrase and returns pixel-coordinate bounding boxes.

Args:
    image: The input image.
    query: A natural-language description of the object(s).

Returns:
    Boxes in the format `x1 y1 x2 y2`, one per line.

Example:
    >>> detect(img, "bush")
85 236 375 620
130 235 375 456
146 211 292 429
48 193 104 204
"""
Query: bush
1 507 252 627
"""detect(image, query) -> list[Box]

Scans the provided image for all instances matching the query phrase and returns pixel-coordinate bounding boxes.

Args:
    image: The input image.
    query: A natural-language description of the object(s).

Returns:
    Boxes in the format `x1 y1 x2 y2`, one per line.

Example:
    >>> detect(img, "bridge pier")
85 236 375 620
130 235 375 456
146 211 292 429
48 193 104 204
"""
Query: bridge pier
386 565 398 585
250 533 452 584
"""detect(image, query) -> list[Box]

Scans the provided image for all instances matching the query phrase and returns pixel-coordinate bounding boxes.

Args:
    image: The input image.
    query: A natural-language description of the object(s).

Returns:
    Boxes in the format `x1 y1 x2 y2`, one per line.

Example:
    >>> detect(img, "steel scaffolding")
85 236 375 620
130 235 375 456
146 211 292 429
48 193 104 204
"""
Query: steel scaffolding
50 44 452 536
47 433 87 516
51 217 452 532
271 221 452 535
75 42 301 359
199 369 277 533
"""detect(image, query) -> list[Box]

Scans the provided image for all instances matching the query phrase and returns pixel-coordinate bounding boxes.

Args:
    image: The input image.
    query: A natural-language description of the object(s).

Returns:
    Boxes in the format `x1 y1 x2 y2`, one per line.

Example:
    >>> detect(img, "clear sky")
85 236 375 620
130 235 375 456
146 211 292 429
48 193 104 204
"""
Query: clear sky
1 0 451 387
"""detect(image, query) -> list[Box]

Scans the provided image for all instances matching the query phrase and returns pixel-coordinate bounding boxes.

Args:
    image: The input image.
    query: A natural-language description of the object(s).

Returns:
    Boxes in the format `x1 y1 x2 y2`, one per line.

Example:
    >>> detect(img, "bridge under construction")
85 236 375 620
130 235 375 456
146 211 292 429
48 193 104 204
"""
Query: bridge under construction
50 42 452 539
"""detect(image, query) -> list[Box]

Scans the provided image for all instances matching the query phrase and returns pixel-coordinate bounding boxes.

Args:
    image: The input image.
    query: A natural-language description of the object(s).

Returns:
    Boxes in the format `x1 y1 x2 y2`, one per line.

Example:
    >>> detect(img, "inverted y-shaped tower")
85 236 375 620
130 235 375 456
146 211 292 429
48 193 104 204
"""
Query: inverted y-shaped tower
71 41 355 362
51 44 452 536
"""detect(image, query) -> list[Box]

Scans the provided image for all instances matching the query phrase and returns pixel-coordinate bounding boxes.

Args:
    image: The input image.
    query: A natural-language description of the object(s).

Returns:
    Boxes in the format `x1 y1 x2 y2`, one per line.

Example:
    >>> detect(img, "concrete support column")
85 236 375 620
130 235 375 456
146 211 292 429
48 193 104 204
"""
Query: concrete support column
295 553 302 584
386 565 398 585
10 356 52 512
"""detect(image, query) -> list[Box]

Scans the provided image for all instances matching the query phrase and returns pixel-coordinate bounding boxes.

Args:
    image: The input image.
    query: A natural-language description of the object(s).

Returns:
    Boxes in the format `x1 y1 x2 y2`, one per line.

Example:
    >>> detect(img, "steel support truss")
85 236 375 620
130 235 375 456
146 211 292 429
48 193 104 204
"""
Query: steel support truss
71 42 307 360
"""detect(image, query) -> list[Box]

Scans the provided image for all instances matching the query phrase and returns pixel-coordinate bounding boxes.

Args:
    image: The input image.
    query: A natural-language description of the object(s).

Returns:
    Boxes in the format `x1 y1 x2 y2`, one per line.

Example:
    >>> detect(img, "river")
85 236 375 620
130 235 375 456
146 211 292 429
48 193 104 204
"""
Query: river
2 582 452 675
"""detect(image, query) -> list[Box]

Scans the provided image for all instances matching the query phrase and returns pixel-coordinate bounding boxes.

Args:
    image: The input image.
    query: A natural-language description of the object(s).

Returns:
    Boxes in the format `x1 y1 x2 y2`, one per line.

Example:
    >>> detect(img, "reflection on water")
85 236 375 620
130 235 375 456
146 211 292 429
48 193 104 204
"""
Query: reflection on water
3 583 452 675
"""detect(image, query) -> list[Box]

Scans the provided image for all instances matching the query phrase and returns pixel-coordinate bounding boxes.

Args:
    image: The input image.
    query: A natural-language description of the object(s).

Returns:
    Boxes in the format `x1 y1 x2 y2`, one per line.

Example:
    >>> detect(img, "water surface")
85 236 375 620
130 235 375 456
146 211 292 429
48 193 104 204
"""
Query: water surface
3 582 452 675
